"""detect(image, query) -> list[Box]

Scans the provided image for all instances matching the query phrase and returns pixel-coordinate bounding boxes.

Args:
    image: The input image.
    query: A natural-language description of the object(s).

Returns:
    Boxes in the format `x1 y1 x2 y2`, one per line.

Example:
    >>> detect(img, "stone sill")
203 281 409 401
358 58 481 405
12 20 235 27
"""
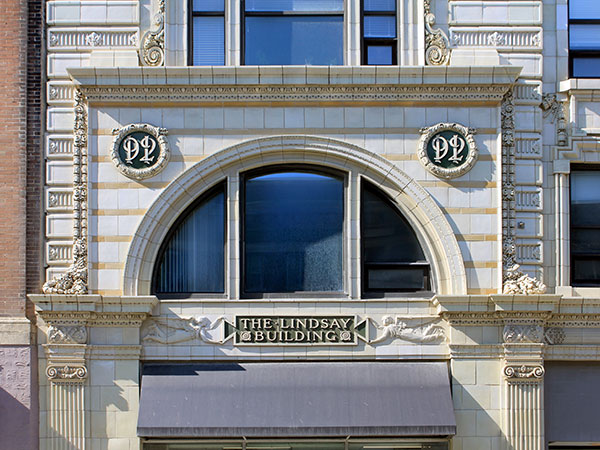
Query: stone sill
559 78 600 94
434 294 561 314
69 65 522 87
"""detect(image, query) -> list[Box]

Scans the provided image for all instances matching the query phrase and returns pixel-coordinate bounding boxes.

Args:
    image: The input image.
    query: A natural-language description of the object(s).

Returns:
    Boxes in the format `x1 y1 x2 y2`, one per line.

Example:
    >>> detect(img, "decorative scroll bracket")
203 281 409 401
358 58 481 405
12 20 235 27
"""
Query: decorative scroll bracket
424 0 450 66
140 0 165 66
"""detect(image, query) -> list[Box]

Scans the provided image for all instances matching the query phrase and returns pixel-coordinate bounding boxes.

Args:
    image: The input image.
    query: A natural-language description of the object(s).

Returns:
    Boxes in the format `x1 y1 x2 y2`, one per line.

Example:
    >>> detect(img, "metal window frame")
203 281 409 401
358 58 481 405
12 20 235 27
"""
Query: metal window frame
240 0 344 65
568 0 600 78
360 0 398 65
188 0 226 66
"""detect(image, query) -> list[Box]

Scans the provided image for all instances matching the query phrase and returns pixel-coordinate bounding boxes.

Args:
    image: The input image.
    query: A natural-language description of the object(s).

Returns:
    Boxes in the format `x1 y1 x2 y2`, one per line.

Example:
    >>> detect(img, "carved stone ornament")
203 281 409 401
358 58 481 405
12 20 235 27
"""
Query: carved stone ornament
140 0 165 66
47 325 88 344
503 324 544 344
503 364 544 380
544 327 566 345
369 316 446 345
501 91 546 294
417 122 478 179
541 93 568 147
424 0 450 65
110 123 170 180
142 316 225 345
46 364 88 382
43 89 88 294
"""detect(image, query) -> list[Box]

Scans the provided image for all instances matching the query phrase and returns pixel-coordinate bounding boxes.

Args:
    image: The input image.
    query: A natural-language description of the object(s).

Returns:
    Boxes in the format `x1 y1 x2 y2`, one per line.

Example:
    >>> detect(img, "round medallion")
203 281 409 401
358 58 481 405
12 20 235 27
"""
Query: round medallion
417 123 478 179
110 123 170 180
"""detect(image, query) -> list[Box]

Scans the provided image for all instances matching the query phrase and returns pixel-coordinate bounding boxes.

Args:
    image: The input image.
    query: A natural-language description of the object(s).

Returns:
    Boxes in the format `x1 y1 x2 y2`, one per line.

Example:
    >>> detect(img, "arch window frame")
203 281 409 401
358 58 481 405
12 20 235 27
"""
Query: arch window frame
151 163 433 300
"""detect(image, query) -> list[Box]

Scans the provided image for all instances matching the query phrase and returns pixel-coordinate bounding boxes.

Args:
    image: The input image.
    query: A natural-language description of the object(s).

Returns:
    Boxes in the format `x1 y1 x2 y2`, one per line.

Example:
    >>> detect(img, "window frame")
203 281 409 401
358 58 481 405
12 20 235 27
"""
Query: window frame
360 0 398 65
240 0 345 66
239 164 348 298
187 0 226 66
570 166 600 286
568 0 600 78
151 165 432 300
151 181 228 298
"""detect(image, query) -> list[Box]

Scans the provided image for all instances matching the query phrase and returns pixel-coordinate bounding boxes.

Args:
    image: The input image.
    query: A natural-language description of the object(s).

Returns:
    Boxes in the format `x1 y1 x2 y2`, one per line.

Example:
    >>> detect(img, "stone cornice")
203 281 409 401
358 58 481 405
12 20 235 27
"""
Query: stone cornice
28 294 158 327
67 66 521 104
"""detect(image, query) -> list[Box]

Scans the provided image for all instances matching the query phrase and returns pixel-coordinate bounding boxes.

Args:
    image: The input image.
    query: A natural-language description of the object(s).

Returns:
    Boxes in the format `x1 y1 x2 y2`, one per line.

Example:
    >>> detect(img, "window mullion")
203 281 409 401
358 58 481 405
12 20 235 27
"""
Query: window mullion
349 170 361 299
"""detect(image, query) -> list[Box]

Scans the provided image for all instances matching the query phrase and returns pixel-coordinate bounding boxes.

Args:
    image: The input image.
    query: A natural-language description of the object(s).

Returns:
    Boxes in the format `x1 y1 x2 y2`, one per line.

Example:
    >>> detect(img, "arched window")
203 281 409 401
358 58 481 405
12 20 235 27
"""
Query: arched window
154 183 226 294
152 167 430 298
243 169 344 294
361 180 429 293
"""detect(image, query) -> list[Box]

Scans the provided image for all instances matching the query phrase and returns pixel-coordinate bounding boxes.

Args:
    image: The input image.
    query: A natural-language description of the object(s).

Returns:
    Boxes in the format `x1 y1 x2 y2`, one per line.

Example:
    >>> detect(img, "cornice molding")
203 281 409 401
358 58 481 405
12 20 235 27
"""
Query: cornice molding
67 66 521 104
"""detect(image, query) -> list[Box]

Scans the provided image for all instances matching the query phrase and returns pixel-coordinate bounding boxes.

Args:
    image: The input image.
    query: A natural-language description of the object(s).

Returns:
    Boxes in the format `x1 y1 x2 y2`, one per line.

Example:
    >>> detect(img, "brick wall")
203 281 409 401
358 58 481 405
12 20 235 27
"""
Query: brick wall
0 0 29 316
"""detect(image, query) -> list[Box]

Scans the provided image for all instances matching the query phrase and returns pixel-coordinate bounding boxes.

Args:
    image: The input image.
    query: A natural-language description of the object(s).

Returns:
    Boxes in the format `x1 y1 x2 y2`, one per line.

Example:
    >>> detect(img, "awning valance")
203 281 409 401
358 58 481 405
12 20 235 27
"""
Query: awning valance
137 362 456 438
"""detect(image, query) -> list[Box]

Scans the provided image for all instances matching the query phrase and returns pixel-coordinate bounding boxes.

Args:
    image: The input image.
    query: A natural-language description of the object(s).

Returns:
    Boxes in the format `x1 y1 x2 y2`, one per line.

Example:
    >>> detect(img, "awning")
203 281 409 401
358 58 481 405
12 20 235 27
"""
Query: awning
137 362 456 438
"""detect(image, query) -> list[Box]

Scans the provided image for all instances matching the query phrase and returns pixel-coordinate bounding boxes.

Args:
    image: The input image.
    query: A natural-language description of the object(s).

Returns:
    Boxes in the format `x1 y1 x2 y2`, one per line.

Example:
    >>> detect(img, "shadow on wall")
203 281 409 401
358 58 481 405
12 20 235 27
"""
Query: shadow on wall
0 386 33 449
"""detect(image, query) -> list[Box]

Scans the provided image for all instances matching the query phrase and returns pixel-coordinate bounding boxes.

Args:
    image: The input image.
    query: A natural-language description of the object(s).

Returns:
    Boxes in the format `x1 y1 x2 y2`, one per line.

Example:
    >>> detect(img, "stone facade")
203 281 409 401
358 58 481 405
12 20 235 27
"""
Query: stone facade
19 0 600 449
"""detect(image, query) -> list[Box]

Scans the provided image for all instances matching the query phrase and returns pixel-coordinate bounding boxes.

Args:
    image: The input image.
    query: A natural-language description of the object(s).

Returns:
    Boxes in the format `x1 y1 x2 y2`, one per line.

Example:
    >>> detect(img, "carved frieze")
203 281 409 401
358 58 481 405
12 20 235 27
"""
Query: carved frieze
503 324 544 344
544 327 565 345
142 316 226 345
47 325 88 344
369 316 446 344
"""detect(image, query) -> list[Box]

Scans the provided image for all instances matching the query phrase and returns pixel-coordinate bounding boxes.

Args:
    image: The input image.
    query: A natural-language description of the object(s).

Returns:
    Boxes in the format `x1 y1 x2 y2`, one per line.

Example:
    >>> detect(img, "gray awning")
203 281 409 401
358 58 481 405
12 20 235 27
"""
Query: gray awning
137 362 456 438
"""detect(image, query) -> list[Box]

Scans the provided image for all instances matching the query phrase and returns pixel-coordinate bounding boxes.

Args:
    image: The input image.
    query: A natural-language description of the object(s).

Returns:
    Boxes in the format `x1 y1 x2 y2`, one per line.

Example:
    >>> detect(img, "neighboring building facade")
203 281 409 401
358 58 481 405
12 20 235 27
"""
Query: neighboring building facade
24 0 600 449
0 0 43 449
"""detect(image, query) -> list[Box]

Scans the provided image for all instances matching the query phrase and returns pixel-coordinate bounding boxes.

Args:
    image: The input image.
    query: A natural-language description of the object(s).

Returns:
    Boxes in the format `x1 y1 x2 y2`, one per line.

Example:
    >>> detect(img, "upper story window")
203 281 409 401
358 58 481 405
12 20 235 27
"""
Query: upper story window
190 0 226 65
243 0 344 65
153 166 430 298
362 0 398 65
189 0 400 66
571 169 600 285
569 0 600 77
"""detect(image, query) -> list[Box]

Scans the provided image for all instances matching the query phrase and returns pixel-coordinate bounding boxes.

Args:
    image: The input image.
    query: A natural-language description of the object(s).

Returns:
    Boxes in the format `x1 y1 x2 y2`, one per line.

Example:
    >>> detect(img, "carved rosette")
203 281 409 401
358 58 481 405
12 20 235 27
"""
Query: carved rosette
503 364 544 381
47 365 88 383
424 0 450 66
47 325 88 344
140 0 165 66
501 91 546 294
417 122 478 179
43 89 88 294
544 327 566 345
110 123 170 180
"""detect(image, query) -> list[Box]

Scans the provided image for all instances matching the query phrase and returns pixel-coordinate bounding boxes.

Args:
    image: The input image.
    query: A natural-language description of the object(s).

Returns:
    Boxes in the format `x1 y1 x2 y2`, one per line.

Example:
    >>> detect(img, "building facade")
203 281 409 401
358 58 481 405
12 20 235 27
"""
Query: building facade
22 0 600 449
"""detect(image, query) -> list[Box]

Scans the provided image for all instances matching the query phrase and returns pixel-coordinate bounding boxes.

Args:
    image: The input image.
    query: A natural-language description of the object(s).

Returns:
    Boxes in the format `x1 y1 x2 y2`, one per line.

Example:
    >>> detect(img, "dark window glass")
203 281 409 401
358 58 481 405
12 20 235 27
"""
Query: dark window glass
361 0 397 65
243 171 344 293
190 0 225 65
571 170 600 285
243 1 343 65
154 185 225 294
245 16 343 65
361 180 429 293
569 0 600 77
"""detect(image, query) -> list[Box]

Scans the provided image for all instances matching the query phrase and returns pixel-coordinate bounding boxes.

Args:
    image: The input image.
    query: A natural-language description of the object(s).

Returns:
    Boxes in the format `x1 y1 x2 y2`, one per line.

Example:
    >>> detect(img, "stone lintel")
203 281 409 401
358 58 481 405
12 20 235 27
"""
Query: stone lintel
0 316 33 345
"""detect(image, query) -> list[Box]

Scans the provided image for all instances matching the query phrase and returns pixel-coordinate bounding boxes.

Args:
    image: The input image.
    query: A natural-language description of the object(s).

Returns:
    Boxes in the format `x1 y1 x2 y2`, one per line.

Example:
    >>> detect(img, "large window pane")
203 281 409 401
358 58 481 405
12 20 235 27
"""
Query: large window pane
245 16 343 65
570 24 600 50
155 186 225 294
244 171 343 293
193 16 225 65
192 0 224 12
245 0 343 12
569 0 600 20
364 0 396 12
572 57 600 78
364 16 396 38
367 45 393 64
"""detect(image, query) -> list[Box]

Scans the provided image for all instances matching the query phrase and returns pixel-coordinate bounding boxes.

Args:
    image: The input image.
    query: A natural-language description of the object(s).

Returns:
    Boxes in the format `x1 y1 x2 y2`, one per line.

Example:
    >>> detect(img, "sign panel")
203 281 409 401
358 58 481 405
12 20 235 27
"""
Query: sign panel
230 315 366 346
